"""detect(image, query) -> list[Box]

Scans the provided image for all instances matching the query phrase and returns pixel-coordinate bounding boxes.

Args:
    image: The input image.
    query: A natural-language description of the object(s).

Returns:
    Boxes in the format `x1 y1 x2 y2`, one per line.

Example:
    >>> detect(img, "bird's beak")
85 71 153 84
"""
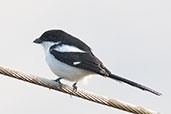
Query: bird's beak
33 38 42 44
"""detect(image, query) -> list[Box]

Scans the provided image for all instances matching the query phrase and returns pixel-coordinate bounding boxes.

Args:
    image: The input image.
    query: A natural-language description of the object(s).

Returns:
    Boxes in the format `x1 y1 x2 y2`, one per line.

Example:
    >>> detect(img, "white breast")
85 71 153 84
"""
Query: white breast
42 42 93 81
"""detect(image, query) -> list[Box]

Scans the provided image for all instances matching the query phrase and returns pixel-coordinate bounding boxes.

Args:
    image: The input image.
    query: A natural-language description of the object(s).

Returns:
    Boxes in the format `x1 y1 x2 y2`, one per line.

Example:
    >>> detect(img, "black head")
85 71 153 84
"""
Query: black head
33 30 70 44
33 29 91 51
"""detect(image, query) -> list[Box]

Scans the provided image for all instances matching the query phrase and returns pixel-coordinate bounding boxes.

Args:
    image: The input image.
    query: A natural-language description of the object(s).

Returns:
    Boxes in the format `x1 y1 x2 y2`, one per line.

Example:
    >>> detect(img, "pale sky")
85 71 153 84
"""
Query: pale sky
0 0 170 114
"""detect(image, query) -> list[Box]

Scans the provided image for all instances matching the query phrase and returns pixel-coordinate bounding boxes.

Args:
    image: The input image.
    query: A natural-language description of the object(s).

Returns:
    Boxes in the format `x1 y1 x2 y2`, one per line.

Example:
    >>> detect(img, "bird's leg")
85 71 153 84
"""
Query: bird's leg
72 82 78 92
54 77 63 89
54 77 62 82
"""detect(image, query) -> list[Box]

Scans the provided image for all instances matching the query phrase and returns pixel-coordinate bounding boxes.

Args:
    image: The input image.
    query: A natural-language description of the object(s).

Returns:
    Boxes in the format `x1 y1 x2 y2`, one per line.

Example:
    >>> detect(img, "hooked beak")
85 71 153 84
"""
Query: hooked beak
33 38 42 44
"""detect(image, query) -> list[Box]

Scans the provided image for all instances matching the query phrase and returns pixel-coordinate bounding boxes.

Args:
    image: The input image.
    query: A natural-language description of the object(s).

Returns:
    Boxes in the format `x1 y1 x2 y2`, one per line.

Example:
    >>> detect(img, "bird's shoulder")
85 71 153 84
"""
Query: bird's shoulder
59 33 91 52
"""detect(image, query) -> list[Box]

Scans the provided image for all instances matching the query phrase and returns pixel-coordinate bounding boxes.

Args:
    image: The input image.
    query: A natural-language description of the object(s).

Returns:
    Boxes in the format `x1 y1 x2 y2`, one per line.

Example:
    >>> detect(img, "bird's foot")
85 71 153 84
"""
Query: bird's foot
72 82 77 92
54 77 63 89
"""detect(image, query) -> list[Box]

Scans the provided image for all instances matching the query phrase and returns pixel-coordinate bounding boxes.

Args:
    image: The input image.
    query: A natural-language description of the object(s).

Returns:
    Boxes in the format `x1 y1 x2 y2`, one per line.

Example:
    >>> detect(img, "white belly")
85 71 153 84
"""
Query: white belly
45 51 93 81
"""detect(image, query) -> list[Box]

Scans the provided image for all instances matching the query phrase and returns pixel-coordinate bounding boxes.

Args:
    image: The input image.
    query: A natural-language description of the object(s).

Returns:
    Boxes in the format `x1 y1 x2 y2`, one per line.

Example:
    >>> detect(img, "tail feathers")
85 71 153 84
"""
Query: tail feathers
109 74 162 96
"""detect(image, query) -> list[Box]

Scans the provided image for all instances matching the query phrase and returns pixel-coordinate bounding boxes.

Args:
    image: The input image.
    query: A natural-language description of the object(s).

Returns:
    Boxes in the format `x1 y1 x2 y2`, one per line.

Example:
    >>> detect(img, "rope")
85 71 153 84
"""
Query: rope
0 66 160 114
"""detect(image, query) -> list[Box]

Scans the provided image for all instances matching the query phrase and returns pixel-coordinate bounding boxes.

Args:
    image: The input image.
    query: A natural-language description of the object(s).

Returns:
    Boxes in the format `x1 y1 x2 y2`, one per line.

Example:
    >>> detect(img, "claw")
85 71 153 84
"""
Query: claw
72 82 77 92
54 77 63 89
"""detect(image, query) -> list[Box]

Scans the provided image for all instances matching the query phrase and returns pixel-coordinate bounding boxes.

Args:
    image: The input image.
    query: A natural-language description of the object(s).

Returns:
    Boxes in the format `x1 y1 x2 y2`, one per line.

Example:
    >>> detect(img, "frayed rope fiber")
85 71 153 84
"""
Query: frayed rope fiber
0 66 160 114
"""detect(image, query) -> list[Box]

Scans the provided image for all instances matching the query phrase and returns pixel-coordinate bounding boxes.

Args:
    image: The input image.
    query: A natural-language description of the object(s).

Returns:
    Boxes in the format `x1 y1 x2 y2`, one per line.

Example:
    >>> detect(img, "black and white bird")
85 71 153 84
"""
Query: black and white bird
33 30 161 96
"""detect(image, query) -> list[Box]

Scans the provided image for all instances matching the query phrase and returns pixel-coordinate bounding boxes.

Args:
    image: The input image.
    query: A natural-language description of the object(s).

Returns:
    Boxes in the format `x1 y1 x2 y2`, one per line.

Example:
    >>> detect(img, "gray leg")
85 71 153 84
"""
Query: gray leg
72 82 78 92
54 77 62 82
54 77 63 88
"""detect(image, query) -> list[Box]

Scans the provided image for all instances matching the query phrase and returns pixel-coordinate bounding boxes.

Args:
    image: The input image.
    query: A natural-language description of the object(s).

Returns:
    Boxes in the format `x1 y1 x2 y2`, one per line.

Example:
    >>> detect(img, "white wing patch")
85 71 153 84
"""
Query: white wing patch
42 41 61 51
54 44 86 53
73 62 81 65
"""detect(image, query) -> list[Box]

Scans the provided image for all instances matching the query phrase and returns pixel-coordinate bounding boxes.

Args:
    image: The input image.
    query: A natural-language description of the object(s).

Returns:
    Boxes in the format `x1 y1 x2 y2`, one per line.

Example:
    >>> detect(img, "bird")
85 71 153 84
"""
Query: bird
33 29 162 96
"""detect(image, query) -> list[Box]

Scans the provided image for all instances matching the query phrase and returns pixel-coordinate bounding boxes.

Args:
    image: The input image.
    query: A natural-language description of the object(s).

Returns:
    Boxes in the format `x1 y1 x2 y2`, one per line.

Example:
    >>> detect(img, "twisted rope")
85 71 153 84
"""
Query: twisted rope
0 66 160 114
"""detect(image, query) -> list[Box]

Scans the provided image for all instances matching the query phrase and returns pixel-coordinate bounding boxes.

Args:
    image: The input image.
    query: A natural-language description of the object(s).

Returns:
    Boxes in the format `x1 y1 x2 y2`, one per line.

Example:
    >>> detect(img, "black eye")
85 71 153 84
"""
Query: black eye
40 32 52 41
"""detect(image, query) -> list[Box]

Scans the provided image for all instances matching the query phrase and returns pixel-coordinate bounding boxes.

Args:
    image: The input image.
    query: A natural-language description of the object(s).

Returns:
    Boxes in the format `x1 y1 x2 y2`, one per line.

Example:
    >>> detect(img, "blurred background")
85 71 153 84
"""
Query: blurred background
0 0 170 114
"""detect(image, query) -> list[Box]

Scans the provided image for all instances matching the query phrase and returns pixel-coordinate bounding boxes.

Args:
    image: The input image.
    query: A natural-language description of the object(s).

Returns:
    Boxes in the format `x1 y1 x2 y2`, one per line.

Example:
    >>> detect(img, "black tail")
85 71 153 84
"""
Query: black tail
109 74 162 96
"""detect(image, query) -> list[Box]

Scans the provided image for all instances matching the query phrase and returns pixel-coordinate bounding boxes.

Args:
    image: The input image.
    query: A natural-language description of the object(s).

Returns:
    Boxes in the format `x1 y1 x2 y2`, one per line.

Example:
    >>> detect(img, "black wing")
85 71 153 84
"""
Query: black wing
50 47 110 76
50 44 162 96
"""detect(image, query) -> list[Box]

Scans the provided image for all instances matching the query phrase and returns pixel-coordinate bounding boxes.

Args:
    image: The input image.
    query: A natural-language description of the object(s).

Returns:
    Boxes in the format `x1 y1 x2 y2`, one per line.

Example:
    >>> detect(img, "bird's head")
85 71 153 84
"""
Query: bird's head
33 30 66 44
33 30 67 50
